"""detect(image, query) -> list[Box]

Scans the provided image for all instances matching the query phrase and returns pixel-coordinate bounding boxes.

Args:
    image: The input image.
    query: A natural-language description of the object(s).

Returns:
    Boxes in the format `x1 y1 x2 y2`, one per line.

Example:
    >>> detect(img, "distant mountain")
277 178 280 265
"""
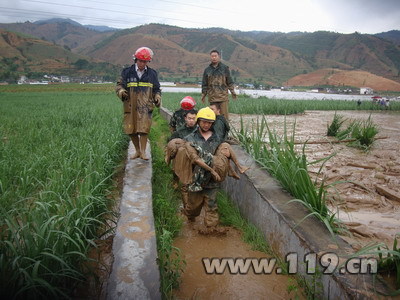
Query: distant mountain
375 30 400 46
1 19 400 90
0 20 114 52
33 18 82 27
33 18 118 32
84 25 119 32
0 29 119 82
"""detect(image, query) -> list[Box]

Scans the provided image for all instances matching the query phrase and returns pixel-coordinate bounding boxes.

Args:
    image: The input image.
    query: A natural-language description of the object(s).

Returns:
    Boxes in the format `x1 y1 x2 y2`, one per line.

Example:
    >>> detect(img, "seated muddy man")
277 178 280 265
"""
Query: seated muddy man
171 107 248 234
165 108 197 170
167 109 198 143
209 102 230 141
169 96 197 132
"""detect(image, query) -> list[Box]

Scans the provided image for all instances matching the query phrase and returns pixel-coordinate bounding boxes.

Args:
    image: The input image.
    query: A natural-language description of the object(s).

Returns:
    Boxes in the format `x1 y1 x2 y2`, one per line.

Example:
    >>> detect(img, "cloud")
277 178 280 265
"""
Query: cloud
0 0 398 33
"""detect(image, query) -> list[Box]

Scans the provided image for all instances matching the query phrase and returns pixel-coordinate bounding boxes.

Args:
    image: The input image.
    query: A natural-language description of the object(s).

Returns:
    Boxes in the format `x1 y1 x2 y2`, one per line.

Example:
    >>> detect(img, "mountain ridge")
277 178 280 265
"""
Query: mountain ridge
1 19 400 90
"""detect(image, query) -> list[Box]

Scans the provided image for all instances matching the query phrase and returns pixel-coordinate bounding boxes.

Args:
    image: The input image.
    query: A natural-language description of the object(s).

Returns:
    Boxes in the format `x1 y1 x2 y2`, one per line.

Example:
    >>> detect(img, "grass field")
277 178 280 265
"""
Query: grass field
0 85 127 298
1 83 398 297
161 92 400 115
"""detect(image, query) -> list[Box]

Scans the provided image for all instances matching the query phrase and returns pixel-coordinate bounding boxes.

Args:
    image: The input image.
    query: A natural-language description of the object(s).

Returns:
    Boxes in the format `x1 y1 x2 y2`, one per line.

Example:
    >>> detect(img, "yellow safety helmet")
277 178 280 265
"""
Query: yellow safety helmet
196 107 216 122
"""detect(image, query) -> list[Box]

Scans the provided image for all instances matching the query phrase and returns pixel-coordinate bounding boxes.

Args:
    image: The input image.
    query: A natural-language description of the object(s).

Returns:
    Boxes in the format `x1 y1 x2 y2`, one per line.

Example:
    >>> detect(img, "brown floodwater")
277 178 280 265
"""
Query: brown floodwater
230 110 400 250
173 217 304 299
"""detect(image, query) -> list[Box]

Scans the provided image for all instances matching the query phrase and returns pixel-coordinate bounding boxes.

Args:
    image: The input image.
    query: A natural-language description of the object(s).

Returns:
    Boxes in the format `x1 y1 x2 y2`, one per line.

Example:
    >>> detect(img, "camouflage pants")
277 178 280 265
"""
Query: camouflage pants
184 188 219 227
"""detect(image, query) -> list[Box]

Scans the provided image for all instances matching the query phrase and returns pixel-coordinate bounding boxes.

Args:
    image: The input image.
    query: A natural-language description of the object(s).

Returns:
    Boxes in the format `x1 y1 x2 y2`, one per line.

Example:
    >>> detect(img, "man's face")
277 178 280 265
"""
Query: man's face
185 113 196 128
209 105 220 116
137 59 148 71
198 120 213 132
210 52 220 64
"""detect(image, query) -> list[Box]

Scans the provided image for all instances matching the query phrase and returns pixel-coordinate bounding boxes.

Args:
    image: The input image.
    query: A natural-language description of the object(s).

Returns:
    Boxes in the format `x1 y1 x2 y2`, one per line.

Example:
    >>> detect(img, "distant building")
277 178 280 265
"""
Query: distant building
18 76 27 84
360 87 373 95
160 82 176 87
60 76 70 83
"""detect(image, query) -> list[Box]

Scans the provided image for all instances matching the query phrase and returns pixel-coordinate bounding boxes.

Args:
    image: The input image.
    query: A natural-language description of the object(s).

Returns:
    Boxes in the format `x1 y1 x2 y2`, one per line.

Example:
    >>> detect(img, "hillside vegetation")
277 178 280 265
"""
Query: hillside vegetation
0 29 119 82
1 20 400 90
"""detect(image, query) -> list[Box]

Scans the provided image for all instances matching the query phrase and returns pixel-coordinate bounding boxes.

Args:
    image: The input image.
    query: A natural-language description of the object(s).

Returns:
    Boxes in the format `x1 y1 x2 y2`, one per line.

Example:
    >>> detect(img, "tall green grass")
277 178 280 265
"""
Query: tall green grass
327 113 346 136
161 92 400 115
347 235 400 295
334 116 379 150
149 111 185 299
233 116 341 235
0 90 127 298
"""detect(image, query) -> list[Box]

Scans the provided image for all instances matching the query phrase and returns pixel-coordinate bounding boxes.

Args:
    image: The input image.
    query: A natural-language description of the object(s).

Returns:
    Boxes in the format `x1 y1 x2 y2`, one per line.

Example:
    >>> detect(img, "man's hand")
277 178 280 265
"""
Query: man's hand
201 93 206 104
211 170 221 182
118 89 128 100
154 93 161 107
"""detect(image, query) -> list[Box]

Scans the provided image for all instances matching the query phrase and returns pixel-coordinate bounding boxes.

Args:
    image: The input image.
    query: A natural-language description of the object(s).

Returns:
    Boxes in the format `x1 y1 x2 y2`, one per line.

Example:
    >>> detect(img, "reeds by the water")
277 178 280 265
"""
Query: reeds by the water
233 116 340 235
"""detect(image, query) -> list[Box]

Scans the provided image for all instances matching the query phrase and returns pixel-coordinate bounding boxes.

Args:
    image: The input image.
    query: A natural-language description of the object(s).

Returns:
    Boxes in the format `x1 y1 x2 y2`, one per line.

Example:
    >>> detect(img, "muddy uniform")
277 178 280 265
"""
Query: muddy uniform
178 129 222 227
202 62 236 120
116 65 161 134
169 108 187 131
168 125 197 142
212 115 230 141
165 125 197 164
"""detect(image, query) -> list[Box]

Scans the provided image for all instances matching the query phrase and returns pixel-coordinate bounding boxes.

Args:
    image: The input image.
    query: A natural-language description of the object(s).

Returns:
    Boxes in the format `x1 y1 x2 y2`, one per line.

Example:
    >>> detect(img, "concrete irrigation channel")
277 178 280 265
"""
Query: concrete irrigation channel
106 107 394 299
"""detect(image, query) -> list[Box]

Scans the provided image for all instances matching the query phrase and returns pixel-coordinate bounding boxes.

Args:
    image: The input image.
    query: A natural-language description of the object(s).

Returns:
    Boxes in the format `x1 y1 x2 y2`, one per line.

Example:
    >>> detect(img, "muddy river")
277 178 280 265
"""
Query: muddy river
230 110 400 251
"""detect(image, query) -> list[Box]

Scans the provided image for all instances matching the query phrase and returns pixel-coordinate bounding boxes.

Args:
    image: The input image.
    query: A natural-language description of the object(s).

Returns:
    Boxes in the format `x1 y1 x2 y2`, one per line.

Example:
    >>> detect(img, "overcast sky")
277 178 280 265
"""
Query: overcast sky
0 0 399 34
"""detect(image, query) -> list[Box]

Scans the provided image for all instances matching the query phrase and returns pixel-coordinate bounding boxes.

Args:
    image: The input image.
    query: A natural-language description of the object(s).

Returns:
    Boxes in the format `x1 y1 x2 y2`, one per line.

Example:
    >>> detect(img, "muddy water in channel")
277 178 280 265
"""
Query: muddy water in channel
230 110 400 251
173 218 303 299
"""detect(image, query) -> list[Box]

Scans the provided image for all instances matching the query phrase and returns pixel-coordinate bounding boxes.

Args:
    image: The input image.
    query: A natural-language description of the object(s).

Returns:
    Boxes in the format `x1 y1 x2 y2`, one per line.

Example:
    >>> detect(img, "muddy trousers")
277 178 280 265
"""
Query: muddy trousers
184 188 219 227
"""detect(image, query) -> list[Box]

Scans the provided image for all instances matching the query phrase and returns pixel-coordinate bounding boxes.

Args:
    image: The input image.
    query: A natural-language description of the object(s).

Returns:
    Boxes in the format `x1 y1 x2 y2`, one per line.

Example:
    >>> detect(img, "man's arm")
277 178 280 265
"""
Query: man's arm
152 69 162 107
116 74 128 100
201 68 208 103
193 158 221 181
225 66 237 99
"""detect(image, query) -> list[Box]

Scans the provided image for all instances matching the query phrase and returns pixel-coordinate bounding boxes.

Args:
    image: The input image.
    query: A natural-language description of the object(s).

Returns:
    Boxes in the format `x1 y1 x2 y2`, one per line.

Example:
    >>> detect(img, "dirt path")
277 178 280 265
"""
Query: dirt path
173 216 304 299
230 110 400 251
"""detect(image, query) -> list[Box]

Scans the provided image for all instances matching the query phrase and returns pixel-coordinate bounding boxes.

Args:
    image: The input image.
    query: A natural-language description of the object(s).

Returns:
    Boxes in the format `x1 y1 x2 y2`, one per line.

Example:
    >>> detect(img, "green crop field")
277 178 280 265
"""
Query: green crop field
161 92 400 115
1 83 399 298
0 85 127 298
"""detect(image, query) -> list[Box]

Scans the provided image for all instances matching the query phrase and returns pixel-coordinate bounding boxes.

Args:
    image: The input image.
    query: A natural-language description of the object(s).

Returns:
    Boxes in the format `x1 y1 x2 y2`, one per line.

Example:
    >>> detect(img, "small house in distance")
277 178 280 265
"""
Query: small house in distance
360 87 373 95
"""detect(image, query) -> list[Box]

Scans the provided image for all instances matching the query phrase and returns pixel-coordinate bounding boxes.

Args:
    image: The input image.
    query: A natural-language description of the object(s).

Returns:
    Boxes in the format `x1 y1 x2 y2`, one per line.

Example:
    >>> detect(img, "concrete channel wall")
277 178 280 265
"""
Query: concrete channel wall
107 143 161 300
160 107 392 299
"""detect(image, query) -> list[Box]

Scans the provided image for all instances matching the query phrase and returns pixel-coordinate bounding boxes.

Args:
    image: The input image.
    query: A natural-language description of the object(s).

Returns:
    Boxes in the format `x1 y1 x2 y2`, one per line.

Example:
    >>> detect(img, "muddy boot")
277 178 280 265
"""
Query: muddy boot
139 134 149 160
130 135 141 159
198 225 228 236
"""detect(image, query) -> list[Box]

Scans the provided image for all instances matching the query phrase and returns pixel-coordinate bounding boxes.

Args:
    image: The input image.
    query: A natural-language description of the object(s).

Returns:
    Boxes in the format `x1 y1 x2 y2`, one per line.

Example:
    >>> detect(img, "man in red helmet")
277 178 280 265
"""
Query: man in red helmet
116 47 161 160
169 96 197 132
201 49 237 120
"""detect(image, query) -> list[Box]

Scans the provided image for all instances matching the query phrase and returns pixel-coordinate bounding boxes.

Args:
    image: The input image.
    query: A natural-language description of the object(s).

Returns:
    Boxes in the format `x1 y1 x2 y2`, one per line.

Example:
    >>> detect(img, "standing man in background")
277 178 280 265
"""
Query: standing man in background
201 49 237 120
116 47 161 160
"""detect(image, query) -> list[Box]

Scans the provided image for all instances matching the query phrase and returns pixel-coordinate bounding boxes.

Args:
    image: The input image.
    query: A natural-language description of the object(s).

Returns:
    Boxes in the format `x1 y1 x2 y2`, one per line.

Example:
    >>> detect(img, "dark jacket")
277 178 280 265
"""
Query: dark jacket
168 125 197 142
169 108 187 131
212 115 230 141
184 128 221 155
115 65 161 134
201 62 235 102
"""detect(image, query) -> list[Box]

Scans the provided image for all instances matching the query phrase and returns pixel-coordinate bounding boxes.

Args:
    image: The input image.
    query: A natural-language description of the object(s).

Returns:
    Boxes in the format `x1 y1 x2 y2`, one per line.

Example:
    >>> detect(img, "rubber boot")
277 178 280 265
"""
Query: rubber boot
130 135 141 159
139 134 149 160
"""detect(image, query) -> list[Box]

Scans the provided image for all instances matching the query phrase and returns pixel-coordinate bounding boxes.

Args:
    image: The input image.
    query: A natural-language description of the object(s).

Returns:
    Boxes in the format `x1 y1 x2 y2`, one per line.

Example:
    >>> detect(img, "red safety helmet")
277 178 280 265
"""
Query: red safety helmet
133 47 153 61
180 96 196 110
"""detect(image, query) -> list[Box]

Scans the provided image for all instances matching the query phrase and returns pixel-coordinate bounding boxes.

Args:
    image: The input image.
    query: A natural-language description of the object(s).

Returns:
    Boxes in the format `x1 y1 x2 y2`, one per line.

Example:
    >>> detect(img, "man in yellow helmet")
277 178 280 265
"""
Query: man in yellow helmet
173 107 226 234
